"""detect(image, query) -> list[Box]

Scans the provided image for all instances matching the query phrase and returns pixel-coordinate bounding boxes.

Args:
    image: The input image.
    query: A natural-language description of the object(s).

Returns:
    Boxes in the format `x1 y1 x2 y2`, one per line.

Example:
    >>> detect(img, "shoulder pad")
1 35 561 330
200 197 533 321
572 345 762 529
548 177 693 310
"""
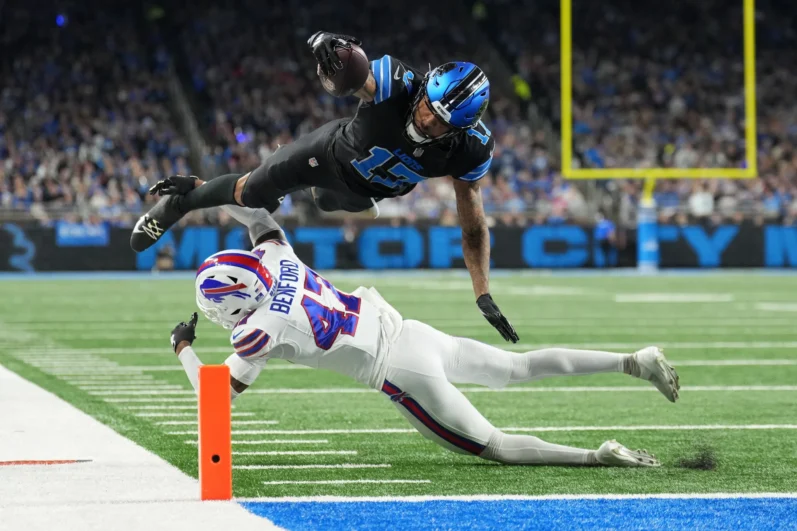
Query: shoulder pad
230 324 271 359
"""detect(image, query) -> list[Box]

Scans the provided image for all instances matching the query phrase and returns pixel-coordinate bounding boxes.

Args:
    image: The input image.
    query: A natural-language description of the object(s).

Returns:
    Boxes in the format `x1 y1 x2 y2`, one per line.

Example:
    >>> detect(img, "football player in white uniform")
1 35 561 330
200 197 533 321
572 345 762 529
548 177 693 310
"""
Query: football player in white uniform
170 205 680 467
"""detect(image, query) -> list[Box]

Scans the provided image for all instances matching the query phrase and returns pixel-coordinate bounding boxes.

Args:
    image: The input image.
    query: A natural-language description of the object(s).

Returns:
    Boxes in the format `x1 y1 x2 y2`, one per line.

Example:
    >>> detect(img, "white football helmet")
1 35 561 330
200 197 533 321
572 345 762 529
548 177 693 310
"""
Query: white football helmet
195 250 275 329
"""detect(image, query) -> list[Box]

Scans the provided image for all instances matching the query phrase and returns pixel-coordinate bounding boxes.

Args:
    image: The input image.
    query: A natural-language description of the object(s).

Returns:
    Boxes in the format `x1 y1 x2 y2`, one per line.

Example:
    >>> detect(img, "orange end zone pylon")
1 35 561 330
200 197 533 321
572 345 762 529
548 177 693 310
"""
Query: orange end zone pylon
198 364 232 500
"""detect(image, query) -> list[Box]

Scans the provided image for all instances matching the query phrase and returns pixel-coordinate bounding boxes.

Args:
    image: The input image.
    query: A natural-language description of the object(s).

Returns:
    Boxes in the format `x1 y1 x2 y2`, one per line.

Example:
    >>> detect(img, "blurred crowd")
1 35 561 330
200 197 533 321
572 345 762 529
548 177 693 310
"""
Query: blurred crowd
0 3 192 226
3 0 797 227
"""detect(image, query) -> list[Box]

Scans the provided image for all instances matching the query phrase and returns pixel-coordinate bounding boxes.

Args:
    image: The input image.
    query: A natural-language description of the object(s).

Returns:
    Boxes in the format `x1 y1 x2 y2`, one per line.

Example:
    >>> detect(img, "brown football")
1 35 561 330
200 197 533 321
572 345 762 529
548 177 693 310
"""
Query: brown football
318 43 369 98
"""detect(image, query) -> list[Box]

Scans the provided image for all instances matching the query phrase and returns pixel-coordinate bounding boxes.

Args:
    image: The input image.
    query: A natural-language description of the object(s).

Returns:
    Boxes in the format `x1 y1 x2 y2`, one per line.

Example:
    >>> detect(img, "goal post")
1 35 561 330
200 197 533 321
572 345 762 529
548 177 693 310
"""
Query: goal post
560 0 758 270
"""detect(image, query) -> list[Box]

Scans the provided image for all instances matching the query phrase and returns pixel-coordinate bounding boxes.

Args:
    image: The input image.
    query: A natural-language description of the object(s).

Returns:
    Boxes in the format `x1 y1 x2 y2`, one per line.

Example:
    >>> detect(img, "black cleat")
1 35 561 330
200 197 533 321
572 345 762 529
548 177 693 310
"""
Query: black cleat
130 195 185 252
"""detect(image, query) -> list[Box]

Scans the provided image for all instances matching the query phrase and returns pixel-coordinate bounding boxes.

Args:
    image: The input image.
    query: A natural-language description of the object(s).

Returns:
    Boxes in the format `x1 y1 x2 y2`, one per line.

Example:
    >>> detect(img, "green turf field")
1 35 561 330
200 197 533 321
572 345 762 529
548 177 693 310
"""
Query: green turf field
1 272 797 498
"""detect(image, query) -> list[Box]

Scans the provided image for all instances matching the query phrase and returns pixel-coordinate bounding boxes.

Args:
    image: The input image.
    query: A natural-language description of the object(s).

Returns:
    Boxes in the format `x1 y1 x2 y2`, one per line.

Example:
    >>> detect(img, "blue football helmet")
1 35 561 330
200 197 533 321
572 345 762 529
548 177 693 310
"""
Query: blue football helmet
405 62 490 145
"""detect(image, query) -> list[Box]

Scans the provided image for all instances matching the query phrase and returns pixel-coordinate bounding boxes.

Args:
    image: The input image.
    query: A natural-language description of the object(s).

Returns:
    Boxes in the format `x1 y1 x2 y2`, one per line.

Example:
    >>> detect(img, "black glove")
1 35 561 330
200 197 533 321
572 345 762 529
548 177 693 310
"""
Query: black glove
307 31 362 76
477 294 519 343
149 175 198 197
171 312 199 353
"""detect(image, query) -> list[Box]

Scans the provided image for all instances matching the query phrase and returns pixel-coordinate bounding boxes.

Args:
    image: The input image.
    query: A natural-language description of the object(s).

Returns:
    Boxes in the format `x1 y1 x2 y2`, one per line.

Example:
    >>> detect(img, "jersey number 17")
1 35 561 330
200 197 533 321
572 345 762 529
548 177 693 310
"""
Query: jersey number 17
301 268 362 350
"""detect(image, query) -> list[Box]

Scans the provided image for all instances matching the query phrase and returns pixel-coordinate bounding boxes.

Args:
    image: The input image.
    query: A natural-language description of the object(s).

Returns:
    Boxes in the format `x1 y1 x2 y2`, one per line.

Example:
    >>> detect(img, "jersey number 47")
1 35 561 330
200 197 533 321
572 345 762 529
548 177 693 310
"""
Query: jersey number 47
301 268 362 350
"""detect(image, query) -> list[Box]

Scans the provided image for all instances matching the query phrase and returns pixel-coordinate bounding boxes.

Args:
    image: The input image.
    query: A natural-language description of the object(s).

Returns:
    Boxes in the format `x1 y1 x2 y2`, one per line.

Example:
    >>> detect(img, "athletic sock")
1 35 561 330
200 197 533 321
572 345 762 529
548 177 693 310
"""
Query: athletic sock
481 431 597 465
510 348 627 383
178 173 240 212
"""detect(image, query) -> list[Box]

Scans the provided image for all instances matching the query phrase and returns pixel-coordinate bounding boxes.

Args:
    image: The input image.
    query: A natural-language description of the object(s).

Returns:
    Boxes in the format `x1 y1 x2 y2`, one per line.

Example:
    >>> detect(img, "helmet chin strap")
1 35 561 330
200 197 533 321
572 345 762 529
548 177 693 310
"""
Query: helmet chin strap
405 121 432 145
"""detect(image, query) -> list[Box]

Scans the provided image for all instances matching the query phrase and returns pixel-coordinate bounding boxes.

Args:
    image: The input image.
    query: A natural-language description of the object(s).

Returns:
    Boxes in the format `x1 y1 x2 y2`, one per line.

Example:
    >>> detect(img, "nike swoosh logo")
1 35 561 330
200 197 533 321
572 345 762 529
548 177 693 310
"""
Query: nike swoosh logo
232 330 245 340
393 65 402 80
132 216 148 233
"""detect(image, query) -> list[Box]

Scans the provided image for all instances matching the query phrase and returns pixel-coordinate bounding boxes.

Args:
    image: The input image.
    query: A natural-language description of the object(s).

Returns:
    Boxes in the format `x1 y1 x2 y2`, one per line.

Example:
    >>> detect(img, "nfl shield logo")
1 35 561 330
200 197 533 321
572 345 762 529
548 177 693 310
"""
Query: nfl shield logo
308 158 318 167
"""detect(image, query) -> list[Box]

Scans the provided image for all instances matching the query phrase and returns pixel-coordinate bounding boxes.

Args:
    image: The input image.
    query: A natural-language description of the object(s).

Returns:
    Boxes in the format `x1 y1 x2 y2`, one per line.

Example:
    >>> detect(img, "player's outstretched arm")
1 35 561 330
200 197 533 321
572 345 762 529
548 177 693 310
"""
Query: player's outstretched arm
452 179 519 343
170 313 261 400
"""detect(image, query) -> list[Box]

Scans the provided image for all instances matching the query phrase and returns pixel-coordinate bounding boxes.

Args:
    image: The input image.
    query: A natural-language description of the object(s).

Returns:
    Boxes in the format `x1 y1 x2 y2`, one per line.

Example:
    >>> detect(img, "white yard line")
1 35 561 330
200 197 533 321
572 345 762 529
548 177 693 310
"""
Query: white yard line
121 405 201 410
674 359 797 366
756 303 797 312
236 464 391 470
184 440 329 445
136 412 255 418
261 479 430 486
104 397 197 403
510 341 797 350
233 450 357 456
614 293 734 303
154 420 278 426
77 385 185 391
166 424 797 436
65 378 156 384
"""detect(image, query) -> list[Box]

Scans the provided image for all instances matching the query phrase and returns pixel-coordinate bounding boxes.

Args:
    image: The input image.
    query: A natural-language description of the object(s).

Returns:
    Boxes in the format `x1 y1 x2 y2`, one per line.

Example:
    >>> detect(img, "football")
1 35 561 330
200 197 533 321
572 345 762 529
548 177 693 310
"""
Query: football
318 43 369 98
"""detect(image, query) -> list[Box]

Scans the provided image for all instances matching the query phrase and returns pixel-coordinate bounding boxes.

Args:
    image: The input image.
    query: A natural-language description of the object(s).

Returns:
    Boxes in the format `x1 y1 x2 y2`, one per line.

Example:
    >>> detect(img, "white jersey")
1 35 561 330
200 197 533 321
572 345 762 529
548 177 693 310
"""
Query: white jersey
229 240 403 389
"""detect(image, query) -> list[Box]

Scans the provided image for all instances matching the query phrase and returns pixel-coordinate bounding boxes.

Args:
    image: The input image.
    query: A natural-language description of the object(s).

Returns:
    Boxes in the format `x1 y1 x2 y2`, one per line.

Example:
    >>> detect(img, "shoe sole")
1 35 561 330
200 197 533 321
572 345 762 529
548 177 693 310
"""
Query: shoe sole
130 197 183 253
599 441 661 467
652 350 680 403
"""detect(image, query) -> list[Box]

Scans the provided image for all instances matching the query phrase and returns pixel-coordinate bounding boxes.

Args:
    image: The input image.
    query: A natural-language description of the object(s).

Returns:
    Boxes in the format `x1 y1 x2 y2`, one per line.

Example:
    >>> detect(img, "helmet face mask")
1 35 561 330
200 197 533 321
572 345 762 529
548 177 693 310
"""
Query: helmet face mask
194 251 275 330
404 62 490 147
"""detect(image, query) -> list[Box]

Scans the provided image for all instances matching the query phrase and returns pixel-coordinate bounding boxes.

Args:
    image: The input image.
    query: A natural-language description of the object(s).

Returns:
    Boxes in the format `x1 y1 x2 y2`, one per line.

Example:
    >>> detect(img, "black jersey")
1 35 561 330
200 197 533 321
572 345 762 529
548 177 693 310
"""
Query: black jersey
331 55 495 199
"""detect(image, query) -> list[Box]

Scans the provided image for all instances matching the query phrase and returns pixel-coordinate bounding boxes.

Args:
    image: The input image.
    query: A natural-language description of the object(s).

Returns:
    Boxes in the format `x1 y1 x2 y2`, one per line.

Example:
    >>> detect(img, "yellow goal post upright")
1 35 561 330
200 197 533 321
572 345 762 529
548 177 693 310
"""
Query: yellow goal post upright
560 0 758 270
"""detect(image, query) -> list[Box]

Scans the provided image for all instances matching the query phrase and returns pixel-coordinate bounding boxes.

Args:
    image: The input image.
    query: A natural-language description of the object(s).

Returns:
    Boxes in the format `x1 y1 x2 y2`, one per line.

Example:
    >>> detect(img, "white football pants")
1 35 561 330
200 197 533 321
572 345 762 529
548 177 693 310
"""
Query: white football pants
382 320 627 465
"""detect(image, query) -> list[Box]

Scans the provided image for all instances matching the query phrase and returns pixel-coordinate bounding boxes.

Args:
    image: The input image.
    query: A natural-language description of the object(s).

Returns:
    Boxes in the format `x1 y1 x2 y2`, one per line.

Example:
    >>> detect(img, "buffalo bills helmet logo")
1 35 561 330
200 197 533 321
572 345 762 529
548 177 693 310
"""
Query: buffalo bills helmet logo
200 278 252 303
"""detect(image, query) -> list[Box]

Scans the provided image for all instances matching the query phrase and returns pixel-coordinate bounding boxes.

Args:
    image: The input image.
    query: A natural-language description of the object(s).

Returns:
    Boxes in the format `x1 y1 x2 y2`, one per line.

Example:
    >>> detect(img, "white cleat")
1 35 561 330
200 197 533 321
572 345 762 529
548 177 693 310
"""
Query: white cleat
595 440 661 467
632 346 680 403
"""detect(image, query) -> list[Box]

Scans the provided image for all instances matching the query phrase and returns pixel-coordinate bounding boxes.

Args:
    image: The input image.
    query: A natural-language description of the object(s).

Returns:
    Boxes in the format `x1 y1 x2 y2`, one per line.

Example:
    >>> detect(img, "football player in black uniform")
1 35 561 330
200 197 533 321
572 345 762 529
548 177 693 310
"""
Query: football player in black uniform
131 31 518 343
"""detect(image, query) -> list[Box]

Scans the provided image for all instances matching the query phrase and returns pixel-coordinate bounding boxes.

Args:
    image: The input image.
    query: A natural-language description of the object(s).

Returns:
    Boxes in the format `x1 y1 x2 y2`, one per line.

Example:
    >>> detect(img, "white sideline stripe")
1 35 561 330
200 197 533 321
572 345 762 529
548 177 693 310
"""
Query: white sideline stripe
137 412 255 418
89 385 797 396
166 424 797 436
185 440 329 445
154 420 278 426
614 293 734 303
233 451 357 456
236 492 797 503
236 464 391 470
261 480 430 486
0 367 277 530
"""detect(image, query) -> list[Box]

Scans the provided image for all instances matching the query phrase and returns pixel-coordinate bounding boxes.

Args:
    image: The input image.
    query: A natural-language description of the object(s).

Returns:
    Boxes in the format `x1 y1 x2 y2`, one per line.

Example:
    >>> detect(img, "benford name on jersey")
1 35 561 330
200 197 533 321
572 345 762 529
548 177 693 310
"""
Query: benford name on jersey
269 259 301 314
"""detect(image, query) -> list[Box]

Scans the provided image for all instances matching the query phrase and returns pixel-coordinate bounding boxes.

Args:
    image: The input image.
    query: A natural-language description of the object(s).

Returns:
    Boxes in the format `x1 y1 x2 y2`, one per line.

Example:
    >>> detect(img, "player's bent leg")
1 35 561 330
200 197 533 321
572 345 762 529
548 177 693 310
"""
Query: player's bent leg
242 119 351 212
386 321 604 466
382 369 602 466
382 375 493 456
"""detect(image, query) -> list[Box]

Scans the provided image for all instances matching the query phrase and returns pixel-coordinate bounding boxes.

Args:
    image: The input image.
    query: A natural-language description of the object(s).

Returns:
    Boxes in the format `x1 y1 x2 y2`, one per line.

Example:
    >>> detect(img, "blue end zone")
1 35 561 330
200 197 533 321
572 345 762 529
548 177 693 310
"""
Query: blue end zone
240 498 797 530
